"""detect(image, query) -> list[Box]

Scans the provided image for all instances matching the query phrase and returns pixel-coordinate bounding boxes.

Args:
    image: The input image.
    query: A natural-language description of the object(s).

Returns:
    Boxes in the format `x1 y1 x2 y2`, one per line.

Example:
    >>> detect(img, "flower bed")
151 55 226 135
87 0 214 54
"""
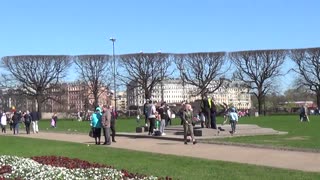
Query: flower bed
0 155 172 180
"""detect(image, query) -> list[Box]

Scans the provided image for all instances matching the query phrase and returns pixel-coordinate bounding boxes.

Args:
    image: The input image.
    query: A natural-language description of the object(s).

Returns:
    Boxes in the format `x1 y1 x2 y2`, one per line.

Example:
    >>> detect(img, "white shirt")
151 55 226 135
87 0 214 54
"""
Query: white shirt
148 104 156 118
229 112 239 121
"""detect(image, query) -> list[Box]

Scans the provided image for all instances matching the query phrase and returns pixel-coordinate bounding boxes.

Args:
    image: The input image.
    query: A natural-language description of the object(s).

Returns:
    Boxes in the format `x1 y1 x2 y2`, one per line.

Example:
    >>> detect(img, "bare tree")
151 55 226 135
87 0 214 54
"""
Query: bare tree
1 55 72 113
73 55 112 108
118 52 171 102
173 52 228 98
289 48 320 107
229 50 287 115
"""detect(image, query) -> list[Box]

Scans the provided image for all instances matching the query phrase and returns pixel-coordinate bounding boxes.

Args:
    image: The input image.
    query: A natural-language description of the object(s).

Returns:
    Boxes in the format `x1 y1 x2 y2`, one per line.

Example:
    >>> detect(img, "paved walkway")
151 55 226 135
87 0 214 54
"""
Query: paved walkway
2 129 320 173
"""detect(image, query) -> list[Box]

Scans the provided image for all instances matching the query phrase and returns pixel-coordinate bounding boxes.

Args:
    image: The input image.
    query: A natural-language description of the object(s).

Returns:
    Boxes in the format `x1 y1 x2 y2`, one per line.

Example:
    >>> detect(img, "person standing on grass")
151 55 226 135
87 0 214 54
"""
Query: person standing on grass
52 113 58 128
24 111 32 134
1 112 7 133
110 105 117 142
91 107 102 145
182 103 196 145
299 105 310 122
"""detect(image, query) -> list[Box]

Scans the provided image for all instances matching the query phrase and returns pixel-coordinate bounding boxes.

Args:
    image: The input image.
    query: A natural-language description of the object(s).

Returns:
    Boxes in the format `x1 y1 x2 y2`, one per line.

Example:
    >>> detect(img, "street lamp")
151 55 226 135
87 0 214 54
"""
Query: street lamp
110 37 117 111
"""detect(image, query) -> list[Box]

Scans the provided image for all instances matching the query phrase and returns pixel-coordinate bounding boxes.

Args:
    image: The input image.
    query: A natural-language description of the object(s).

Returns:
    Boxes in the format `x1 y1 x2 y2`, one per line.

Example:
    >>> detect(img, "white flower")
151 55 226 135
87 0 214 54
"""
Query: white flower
0 155 159 180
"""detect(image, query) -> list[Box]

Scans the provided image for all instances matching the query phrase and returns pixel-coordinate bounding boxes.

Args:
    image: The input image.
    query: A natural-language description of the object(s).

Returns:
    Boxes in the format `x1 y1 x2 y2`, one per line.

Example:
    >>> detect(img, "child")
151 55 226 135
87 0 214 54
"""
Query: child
51 118 55 128
229 107 239 135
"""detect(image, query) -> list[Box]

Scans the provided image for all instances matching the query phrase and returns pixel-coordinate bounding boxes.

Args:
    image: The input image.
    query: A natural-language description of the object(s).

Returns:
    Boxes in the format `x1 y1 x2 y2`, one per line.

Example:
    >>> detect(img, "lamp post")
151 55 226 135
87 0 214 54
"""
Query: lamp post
110 37 117 111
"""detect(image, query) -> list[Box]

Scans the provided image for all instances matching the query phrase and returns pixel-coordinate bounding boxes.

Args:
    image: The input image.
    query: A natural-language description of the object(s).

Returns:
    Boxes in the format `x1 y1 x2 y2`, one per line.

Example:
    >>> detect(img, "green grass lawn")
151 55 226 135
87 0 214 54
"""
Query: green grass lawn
211 115 320 150
0 136 319 180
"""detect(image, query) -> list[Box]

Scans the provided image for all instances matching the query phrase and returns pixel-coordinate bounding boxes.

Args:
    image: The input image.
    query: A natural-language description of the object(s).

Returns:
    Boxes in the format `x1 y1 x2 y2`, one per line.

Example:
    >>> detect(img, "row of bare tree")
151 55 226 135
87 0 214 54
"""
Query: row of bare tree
1 48 319 114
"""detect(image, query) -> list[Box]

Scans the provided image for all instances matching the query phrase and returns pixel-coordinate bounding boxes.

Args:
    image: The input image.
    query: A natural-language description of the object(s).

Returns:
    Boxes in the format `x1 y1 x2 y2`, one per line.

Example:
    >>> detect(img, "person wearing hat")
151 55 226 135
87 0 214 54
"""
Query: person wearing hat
90 106 102 145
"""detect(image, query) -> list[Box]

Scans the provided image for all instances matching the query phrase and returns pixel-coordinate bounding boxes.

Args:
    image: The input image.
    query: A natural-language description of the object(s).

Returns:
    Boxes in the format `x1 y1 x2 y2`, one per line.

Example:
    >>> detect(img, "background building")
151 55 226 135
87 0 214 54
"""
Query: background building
0 81 111 113
126 79 251 110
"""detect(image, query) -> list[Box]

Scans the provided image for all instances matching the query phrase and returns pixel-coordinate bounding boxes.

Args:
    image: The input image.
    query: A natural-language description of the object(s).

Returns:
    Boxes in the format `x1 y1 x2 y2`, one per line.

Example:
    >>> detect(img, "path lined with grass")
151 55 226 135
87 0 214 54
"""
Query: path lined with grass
3 131 320 173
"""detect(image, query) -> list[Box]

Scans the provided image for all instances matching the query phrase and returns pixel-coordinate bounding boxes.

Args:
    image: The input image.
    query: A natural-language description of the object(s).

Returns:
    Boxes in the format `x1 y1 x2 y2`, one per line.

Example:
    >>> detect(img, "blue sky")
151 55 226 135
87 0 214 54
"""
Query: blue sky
1 0 320 91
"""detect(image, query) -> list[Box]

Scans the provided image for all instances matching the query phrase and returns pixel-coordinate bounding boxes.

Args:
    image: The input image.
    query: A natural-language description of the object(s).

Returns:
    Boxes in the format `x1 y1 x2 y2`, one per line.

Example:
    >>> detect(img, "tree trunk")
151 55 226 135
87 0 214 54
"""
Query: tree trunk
257 96 263 115
94 94 99 108
145 91 151 100
36 96 42 119
161 81 164 102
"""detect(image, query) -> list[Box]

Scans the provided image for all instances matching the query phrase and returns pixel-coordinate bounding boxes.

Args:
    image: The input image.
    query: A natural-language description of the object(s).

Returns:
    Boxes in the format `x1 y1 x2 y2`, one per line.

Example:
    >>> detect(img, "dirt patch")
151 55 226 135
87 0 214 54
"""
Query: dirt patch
283 136 309 141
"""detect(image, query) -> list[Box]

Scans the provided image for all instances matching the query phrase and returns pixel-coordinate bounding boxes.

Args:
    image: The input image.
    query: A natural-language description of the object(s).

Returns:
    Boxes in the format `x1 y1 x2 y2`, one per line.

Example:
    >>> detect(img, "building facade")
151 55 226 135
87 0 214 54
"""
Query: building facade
126 79 252 110
0 81 111 113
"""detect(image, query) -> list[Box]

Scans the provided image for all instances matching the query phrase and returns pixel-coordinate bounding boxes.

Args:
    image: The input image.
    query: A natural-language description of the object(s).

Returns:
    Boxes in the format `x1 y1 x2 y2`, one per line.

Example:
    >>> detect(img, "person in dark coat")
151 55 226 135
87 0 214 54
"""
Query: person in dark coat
30 111 40 133
12 112 20 135
200 95 211 128
24 111 32 134
210 98 217 129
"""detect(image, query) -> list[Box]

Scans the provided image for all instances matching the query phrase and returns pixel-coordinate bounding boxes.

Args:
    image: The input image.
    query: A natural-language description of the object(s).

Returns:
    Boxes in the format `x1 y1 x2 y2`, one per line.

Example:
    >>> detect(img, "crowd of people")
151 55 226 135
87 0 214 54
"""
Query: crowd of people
1 97 244 145
0 110 41 135
143 100 172 136
141 95 242 144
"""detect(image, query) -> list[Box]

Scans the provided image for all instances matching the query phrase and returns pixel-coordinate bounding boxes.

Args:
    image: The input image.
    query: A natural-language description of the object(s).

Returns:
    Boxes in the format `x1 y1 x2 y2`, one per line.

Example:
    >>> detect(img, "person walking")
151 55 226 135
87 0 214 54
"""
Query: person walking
24 111 32 134
110 105 117 142
1 113 7 133
91 107 102 145
182 104 196 145
229 107 239 135
101 105 112 145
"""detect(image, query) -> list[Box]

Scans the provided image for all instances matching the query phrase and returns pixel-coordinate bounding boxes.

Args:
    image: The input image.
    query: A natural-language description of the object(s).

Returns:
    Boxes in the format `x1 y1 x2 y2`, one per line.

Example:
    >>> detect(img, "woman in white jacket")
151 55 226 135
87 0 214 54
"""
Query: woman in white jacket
1 113 7 133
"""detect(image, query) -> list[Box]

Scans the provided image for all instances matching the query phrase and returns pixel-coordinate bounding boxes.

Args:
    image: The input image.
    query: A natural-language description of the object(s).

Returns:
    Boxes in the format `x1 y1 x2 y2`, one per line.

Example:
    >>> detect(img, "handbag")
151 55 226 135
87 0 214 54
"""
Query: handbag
89 128 94 138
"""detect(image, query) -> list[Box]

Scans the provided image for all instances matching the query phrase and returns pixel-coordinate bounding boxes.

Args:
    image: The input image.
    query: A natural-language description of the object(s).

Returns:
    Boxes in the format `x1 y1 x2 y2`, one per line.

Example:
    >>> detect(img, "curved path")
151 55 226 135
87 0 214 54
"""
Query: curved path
3 132 320 173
